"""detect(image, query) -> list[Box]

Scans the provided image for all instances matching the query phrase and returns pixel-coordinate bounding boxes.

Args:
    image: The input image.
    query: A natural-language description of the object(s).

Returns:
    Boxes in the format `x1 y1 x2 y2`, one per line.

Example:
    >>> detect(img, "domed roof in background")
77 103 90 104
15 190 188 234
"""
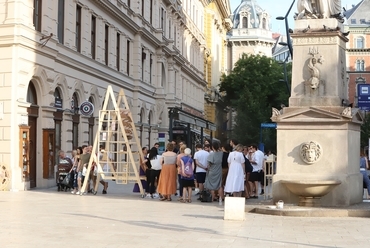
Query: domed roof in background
231 0 265 29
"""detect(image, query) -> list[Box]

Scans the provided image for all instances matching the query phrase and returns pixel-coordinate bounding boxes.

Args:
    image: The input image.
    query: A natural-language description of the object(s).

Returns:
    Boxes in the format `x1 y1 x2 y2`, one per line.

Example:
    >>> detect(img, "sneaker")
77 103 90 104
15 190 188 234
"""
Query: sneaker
146 194 152 198
152 193 159 199
75 191 80 195
194 188 199 193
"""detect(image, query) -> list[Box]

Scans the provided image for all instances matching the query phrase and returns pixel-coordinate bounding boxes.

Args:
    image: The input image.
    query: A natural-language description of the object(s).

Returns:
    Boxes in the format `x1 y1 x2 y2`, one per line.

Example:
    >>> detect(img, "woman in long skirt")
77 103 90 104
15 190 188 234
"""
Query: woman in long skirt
224 144 245 197
157 143 177 201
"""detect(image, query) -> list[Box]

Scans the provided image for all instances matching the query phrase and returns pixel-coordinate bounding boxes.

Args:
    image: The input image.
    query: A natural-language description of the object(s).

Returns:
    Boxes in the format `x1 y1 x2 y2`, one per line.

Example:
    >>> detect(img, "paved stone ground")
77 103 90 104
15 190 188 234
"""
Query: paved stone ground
1 181 370 248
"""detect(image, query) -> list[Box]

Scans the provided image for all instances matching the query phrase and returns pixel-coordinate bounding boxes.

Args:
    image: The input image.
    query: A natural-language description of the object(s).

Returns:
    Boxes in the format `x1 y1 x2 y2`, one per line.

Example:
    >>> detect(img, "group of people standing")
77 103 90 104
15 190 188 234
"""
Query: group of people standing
58 145 109 195
135 139 268 203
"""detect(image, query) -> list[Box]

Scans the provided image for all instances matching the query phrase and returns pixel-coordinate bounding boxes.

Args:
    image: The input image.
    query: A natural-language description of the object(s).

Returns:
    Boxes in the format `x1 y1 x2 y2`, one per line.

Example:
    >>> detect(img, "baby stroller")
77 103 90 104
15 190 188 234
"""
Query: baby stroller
57 161 73 192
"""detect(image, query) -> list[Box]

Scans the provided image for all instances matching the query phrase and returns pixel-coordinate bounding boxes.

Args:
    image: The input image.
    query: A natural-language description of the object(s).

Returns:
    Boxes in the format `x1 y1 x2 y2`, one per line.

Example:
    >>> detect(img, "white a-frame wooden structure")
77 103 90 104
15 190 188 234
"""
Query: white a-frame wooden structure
81 85 145 195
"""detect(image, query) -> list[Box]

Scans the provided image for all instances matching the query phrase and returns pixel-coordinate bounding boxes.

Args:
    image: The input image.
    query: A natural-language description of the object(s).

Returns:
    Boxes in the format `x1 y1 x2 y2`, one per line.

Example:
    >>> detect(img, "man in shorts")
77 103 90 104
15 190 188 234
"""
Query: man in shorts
194 144 209 200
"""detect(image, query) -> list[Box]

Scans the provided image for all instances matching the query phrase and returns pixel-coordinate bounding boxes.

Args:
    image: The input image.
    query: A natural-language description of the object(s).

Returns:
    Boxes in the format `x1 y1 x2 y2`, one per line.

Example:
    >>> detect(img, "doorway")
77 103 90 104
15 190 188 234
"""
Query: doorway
27 82 39 188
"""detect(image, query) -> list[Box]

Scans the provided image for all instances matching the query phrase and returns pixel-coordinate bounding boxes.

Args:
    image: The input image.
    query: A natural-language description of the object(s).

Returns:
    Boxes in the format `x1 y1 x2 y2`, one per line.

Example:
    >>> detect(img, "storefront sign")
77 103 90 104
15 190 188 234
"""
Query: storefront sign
358 84 370 110
54 98 63 109
79 101 95 116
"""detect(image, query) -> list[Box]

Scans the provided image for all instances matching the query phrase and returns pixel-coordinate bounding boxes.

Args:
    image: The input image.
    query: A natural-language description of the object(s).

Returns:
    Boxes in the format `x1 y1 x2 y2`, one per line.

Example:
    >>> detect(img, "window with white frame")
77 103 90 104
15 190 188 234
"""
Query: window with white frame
356 37 364 49
356 60 365 71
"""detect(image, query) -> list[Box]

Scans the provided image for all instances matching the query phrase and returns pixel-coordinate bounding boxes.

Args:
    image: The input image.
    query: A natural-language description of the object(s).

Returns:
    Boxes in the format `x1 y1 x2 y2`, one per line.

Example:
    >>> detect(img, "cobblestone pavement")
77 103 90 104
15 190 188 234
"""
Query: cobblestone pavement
1 181 369 248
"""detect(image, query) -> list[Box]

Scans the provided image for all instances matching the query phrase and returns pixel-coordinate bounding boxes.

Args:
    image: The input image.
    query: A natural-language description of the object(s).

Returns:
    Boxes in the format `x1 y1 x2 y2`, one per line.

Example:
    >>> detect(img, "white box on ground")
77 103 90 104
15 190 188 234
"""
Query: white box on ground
224 197 245 221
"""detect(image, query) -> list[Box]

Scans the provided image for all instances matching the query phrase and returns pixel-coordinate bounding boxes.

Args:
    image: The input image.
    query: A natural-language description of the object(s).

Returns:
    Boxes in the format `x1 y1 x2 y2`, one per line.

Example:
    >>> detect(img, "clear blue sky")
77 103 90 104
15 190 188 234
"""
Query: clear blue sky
229 0 361 33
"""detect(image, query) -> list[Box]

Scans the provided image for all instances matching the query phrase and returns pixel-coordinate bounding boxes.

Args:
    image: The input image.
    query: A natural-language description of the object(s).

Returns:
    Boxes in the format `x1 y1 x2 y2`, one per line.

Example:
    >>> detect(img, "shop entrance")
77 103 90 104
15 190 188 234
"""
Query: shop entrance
27 82 39 188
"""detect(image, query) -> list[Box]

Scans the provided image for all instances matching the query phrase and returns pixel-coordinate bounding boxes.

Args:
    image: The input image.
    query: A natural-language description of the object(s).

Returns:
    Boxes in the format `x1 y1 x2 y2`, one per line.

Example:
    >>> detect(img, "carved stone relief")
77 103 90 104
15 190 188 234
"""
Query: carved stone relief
294 37 338 45
300 141 323 164
306 47 324 90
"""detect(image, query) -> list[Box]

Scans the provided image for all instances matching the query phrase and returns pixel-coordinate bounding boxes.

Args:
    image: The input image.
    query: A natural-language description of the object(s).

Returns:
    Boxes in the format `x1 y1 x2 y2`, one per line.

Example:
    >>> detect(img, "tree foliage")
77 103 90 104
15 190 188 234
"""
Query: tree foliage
219 54 290 150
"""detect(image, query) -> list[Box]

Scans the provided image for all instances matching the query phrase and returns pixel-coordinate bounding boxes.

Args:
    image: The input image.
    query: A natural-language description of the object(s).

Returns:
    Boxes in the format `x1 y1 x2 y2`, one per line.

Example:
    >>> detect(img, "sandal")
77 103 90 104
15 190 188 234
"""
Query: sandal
167 198 172 201
179 199 186 203
187 199 192 203
160 197 167 201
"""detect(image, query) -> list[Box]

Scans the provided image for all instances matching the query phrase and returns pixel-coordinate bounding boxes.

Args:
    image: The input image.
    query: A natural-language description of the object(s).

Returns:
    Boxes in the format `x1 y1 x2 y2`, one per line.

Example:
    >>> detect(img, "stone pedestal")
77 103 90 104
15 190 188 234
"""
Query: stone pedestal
289 19 348 107
272 19 363 207
224 197 245 221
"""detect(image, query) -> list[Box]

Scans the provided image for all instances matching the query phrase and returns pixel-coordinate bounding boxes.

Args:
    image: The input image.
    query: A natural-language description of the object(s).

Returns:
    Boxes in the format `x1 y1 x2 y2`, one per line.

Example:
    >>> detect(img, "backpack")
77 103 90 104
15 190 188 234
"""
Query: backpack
183 157 193 176
200 190 212 202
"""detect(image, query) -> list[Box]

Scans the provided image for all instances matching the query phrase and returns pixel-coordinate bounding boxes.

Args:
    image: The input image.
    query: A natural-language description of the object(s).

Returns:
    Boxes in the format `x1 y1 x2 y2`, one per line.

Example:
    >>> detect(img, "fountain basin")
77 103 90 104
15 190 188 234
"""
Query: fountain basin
281 180 341 207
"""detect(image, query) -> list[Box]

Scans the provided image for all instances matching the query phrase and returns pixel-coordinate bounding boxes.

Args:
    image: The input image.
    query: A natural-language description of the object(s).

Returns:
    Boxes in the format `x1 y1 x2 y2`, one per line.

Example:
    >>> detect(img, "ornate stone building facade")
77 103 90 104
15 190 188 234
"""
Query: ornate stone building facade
344 0 370 106
0 0 206 190
203 0 232 143
225 0 275 139
227 0 275 68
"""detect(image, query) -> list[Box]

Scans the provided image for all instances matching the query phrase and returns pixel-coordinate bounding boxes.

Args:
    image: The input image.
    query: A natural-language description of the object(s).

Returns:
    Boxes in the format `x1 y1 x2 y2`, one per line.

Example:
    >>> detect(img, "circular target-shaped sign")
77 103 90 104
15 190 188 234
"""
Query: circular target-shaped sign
79 101 95 116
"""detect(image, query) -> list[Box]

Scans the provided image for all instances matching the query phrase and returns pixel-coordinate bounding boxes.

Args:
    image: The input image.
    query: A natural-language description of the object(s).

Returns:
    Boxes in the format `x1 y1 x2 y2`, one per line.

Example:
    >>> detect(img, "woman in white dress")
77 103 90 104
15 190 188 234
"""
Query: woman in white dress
224 144 245 197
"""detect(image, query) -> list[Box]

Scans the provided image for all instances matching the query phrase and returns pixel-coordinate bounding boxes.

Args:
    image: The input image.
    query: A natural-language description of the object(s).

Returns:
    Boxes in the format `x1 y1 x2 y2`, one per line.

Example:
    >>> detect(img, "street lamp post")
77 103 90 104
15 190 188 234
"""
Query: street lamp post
276 0 295 59
279 56 291 97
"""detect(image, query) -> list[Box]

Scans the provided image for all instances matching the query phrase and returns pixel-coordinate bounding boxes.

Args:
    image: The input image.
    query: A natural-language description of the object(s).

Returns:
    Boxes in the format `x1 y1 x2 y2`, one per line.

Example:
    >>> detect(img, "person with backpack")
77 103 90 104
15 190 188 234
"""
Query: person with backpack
179 148 195 203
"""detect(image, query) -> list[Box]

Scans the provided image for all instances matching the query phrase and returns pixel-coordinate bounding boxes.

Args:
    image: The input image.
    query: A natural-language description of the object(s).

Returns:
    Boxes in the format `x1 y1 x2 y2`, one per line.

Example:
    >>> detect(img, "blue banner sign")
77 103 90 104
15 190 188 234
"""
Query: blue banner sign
358 84 370 110
260 123 277 128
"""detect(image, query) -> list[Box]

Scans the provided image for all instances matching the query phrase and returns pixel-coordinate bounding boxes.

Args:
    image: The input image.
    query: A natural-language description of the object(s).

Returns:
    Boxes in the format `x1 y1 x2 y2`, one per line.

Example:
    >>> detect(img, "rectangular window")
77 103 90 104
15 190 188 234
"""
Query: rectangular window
351 19 356 24
142 0 144 18
57 0 64 43
360 19 366 24
116 33 120 71
105 24 109 65
33 0 42 32
169 20 171 39
76 5 82 52
161 8 166 36
127 40 130 75
174 26 176 46
91 15 96 59
142 48 145 81
356 38 364 49
150 0 153 24
356 60 365 71
149 54 152 84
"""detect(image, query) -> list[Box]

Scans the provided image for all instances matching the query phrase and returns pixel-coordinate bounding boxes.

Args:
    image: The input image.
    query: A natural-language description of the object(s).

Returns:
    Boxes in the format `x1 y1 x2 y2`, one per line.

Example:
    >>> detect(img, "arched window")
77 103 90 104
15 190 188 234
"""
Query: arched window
72 93 79 114
54 87 62 109
262 18 267 29
27 82 38 105
53 87 63 168
356 60 365 71
72 92 79 149
242 17 248 28
356 37 364 49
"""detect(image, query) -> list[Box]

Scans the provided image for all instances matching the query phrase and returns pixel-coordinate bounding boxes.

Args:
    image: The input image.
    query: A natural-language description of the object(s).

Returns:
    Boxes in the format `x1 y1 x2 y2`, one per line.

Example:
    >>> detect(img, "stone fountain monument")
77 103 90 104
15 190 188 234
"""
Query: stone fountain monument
271 0 363 207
